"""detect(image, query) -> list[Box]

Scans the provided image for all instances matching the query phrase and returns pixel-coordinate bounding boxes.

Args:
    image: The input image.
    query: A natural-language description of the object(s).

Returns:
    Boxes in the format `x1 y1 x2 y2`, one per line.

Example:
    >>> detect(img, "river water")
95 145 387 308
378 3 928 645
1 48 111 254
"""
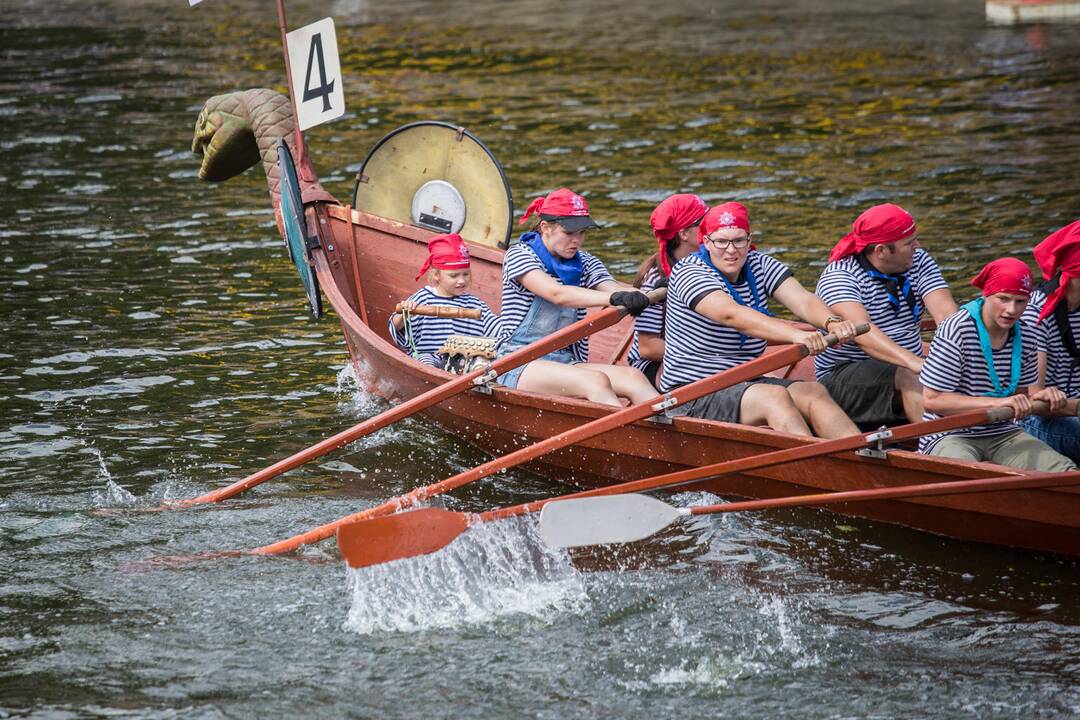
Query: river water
2 0 1078 717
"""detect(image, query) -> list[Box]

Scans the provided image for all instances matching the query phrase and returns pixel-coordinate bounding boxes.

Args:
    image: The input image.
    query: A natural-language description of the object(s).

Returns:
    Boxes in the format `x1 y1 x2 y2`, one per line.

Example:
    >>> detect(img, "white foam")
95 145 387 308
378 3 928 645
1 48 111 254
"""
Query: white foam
343 516 587 634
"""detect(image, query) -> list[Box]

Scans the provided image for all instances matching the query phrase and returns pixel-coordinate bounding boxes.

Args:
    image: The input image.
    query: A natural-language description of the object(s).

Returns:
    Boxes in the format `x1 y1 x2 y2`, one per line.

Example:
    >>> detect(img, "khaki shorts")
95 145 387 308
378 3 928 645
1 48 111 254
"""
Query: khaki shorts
927 429 1076 473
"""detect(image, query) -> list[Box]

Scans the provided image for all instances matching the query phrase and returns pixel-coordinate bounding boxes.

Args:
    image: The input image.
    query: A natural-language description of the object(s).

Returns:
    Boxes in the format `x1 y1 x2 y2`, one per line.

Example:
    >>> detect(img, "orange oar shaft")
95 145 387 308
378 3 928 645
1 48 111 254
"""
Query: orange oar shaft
254 336 837 555
688 470 1080 516
477 405 1015 523
180 303 633 507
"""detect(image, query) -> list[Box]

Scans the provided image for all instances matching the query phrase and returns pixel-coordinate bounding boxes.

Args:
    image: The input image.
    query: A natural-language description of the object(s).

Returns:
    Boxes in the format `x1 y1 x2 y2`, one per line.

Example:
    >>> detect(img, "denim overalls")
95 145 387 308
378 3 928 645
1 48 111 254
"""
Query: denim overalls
496 294 580 389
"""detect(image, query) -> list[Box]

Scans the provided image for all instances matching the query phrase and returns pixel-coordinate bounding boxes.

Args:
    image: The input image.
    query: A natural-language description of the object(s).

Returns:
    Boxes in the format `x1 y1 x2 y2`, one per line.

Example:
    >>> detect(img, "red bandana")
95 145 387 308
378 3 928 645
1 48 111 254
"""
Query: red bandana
698 202 751 241
650 194 708 276
415 233 470 280
828 204 917 263
1032 219 1080 323
519 188 591 224
971 257 1032 298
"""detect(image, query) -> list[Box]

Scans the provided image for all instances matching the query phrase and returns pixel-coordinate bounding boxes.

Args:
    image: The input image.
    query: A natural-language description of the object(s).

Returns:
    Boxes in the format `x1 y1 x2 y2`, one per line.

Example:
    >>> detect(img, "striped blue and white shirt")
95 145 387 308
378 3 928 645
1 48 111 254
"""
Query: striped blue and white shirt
1022 288 1080 397
500 241 614 363
627 266 665 372
814 249 949 377
659 251 792 392
918 308 1038 453
388 287 503 369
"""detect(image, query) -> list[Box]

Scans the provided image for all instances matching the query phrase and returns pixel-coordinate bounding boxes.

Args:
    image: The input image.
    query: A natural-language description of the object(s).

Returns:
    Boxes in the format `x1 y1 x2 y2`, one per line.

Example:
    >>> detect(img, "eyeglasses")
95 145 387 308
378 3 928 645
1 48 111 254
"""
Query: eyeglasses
704 234 750 250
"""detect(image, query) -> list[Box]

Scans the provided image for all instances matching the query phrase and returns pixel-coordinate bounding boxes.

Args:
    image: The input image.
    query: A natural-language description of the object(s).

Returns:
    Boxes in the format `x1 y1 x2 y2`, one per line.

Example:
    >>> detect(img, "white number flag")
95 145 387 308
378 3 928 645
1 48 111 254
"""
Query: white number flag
286 17 346 131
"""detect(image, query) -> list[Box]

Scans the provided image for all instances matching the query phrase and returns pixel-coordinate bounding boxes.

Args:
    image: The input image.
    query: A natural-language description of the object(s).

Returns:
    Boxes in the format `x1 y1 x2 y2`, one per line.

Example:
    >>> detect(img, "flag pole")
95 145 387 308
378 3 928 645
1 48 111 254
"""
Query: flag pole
274 0 312 179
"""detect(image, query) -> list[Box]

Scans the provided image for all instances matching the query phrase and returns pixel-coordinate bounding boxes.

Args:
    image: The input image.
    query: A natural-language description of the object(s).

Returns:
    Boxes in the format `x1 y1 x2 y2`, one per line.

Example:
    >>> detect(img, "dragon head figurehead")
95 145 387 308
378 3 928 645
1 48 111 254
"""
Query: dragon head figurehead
191 88 334 205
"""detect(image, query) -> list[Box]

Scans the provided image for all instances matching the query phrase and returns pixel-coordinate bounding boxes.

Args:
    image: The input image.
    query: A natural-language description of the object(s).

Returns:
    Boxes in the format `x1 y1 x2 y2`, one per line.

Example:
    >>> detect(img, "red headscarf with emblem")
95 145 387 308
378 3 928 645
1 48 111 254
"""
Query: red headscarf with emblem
698 202 753 248
1032 219 1080 322
971 257 1032 297
650 194 709 276
415 233 470 280
828 204 917 263
519 188 592 224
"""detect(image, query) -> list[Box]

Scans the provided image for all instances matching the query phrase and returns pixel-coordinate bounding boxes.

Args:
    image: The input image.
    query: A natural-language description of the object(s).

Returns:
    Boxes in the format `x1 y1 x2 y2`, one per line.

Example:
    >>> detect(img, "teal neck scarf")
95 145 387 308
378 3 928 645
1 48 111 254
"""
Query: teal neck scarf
961 298 1022 397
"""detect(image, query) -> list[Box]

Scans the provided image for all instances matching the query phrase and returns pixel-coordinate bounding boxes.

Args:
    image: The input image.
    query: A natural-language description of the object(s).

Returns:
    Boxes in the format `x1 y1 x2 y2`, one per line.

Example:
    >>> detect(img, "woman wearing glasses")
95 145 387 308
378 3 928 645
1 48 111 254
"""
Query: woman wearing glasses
627 193 710 388
660 202 860 437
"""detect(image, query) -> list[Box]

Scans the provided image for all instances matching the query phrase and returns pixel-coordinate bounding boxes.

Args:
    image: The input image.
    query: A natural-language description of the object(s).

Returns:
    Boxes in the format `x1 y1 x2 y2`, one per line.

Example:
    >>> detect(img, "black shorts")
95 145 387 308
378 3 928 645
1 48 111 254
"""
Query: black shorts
670 376 796 424
819 358 906 428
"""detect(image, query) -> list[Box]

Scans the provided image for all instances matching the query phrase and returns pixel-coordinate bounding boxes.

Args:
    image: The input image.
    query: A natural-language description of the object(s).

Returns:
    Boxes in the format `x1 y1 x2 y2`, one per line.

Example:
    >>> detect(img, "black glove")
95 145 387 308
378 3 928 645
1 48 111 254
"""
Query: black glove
609 291 650 317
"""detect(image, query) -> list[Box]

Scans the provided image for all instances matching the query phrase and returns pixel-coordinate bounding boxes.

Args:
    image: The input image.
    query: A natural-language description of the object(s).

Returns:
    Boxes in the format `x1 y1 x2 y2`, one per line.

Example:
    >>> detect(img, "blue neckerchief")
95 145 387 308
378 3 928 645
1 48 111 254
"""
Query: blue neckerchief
855 255 921 322
961 298 1022 398
524 232 582 287
695 245 771 348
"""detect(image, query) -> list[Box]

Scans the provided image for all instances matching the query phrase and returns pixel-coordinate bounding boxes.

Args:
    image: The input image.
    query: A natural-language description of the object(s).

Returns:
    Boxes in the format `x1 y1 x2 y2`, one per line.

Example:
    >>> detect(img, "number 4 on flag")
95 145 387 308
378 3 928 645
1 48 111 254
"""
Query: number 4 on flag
287 17 346 131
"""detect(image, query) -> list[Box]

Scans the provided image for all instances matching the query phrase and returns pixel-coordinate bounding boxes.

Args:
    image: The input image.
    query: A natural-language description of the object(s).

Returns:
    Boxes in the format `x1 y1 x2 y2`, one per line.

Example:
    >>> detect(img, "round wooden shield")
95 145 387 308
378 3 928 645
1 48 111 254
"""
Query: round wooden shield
277 139 323 318
351 122 513 248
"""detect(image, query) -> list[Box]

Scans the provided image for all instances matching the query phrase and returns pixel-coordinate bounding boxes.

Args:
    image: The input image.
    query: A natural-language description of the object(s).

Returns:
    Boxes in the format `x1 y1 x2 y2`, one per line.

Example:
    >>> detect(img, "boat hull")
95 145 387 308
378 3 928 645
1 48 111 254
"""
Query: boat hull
307 202 1080 557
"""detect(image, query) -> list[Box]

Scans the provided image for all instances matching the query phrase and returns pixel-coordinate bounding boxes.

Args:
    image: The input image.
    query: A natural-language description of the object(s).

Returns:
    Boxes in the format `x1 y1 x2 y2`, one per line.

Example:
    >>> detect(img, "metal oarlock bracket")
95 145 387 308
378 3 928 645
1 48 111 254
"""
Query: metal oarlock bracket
856 426 893 460
647 393 677 424
472 366 498 395
651 394 678 413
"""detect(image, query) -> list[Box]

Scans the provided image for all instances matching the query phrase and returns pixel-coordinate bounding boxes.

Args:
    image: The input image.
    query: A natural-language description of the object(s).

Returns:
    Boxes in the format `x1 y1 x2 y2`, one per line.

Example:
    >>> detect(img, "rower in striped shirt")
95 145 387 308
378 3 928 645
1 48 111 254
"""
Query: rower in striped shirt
495 188 656 407
814 204 956 427
1018 219 1080 463
389 233 503 369
628 193 709 389
919 258 1074 471
660 202 861 438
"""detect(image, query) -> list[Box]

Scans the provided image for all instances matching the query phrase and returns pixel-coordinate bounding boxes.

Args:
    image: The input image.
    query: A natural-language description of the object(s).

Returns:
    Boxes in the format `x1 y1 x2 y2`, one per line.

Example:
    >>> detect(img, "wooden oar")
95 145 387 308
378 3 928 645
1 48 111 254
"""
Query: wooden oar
394 303 482 319
334 404 1011 568
538 470 1080 549
171 289 664 508
258 325 867 557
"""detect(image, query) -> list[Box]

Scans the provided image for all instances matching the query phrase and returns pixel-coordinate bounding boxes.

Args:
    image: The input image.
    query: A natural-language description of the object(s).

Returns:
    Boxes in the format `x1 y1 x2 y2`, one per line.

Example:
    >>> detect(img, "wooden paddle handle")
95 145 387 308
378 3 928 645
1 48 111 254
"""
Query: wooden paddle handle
394 302 482 319
823 322 871 347
644 287 668 305
985 399 1057 423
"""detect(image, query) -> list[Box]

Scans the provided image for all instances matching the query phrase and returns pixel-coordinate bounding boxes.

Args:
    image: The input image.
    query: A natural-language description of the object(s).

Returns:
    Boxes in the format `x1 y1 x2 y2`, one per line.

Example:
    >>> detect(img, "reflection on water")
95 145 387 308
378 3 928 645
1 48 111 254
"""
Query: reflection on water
1 0 1079 716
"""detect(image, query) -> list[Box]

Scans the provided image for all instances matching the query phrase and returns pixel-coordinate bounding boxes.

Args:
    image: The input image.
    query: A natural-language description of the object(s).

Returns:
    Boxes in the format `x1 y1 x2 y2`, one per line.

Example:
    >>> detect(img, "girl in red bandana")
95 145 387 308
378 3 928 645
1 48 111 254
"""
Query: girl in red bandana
626 193 710 388
496 188 656 406
1018 220 1080 462
389 234 503 368
919 258 1075 471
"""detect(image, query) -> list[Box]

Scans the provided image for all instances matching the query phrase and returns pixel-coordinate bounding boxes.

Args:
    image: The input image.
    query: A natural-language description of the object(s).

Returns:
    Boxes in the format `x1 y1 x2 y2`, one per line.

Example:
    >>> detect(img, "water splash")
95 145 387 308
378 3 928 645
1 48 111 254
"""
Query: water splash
87 447 137 506
334 362 384 419
343 516 587 634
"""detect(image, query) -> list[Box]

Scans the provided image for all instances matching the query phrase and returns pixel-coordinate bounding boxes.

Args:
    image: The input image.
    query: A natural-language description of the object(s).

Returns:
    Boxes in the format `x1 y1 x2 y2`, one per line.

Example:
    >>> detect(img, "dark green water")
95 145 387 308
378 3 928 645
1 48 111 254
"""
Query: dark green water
2 0 1078 717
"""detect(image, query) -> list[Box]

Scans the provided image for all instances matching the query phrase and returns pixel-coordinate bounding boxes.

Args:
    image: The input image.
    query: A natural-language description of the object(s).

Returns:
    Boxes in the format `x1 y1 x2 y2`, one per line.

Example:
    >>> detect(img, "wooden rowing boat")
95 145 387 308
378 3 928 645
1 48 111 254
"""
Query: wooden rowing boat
192 88 1079 557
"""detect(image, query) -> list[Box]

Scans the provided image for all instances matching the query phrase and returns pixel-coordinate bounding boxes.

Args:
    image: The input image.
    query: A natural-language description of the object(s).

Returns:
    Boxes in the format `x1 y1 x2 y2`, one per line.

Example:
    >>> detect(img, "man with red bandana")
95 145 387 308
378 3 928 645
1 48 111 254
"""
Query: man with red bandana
1019 219 1080 462
919 258 1075 471
661 202 861 438
815 204 957 427
627 193 709 388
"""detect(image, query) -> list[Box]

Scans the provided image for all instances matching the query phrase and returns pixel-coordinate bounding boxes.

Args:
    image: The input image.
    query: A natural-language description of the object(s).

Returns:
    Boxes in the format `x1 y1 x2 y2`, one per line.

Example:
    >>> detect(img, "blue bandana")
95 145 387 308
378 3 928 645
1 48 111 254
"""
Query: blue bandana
695 245 771 348
524 232 582 287
856 255 921 322
962 298 1022 398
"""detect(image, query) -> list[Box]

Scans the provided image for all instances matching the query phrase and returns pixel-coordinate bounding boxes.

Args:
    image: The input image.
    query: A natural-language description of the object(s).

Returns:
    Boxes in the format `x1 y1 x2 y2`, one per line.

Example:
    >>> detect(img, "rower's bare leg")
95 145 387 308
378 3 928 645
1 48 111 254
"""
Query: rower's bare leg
895 367 924 424
581 363 658 405
787 381 860 439
516 359 621 407
738 383 814 437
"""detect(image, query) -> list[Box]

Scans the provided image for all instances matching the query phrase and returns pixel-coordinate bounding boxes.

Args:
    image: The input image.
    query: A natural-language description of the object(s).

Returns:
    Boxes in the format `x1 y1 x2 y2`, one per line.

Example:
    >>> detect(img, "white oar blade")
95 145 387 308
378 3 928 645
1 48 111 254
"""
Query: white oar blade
538 494 686 549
